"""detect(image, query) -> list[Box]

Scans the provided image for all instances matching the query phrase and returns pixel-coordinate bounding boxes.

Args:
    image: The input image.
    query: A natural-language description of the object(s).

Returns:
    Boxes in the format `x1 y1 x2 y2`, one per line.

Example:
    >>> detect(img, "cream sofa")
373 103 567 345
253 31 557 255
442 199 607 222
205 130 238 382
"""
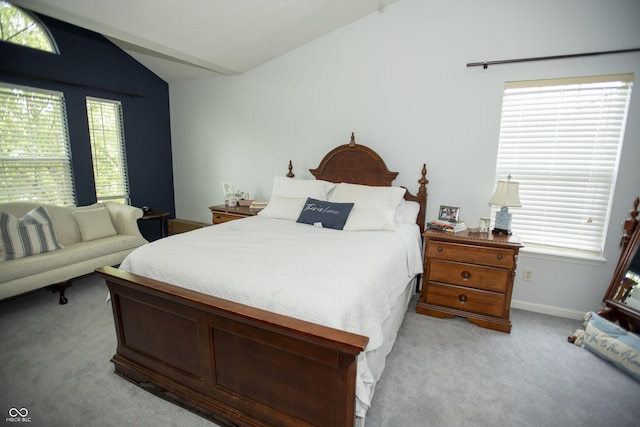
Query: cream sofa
0 202 147 304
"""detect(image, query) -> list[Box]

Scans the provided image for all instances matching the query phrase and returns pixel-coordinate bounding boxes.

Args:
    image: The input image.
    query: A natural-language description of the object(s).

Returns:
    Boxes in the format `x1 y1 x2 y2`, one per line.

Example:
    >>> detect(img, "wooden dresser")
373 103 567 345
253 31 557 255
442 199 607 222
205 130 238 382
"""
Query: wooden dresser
416 229 523 333
208 204 262 224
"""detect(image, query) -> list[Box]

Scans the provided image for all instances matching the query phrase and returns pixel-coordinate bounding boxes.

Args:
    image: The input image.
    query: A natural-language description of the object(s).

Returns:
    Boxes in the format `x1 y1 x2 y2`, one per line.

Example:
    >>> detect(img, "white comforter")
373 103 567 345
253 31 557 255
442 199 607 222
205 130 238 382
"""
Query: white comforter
119 215 423 415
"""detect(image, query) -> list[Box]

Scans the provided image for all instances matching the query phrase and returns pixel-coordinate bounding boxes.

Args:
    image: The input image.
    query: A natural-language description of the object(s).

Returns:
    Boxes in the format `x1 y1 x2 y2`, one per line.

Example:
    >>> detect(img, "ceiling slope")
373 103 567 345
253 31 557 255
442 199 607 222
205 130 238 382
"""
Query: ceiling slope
12 0 399 82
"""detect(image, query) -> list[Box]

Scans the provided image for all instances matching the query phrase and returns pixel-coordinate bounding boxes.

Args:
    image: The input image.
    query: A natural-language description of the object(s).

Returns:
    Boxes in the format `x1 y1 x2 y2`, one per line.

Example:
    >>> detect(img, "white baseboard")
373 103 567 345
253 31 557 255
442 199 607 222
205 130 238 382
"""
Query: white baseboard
511 299 586 321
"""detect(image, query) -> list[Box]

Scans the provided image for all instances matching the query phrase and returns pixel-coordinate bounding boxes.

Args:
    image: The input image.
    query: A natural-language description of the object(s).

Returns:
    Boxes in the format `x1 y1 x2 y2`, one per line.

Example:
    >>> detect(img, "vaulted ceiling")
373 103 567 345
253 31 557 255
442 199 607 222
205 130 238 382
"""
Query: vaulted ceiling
12 0 400 82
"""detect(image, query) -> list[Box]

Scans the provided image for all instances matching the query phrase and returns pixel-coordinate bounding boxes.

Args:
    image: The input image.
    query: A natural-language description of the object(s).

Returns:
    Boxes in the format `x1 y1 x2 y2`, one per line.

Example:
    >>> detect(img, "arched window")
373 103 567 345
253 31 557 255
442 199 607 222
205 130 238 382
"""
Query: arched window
0 1 58 53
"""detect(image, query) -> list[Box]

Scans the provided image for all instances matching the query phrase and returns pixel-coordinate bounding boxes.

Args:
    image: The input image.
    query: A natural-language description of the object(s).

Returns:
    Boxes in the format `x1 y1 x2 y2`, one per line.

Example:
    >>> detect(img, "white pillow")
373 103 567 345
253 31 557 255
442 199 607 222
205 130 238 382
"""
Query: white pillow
395 200 421 224
343 208 398 231
329 183 406 231
329 183 406 208
73 207 117 241
272 176 335 199
264 196 306 221
260 176 336 217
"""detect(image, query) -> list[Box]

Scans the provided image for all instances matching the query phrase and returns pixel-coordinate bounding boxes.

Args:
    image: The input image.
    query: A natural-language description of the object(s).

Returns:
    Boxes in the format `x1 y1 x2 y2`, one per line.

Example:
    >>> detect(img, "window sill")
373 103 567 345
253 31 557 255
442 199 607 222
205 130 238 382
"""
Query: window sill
520 244 607 266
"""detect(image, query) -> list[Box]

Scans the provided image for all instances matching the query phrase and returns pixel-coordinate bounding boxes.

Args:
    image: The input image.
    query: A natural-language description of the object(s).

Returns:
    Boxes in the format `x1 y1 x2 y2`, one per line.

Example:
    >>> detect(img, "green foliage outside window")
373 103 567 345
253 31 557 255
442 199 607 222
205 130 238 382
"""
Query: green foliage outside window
0 85 75 205
86 98 130 205
0 1 57 53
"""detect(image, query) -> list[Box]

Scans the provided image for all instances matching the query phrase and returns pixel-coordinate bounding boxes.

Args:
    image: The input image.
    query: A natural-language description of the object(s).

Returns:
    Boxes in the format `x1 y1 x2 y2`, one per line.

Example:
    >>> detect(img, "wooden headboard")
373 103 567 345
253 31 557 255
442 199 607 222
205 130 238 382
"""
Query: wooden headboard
299 132 428 232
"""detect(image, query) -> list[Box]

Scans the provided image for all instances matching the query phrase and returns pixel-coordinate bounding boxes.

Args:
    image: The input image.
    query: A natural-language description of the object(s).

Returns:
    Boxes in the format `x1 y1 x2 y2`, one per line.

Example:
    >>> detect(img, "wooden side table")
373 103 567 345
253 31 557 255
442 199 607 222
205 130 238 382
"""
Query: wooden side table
208 204 262 224
417 228 523 333
139 210 170 237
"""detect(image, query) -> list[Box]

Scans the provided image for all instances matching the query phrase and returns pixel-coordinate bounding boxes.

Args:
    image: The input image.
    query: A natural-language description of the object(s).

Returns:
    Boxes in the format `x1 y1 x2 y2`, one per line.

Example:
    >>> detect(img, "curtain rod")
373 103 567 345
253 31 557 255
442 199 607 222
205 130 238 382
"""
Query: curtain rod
467 47 640 70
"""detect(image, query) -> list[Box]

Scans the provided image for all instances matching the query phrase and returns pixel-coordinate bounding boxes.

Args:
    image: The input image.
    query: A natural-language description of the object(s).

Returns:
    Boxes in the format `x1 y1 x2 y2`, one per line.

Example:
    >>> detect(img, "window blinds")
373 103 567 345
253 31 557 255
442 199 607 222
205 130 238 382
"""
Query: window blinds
0 84 75 205
86 97 130 204
494 74 633 255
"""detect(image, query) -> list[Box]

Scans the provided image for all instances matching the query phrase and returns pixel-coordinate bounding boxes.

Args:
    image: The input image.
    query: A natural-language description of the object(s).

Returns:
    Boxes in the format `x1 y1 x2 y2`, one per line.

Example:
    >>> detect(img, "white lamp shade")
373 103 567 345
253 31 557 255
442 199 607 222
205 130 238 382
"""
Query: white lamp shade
489 180 522 207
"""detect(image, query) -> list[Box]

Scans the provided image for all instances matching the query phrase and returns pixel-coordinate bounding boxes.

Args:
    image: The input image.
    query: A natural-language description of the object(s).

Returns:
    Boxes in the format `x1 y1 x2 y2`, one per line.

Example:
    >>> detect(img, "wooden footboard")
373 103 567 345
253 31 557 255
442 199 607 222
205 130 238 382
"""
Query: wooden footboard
97 266 369 427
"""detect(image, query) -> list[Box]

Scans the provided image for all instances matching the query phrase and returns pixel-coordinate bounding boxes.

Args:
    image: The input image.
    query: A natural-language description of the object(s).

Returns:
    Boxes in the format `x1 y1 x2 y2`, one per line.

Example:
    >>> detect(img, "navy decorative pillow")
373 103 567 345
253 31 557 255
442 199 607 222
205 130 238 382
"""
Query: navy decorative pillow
296 198 354 230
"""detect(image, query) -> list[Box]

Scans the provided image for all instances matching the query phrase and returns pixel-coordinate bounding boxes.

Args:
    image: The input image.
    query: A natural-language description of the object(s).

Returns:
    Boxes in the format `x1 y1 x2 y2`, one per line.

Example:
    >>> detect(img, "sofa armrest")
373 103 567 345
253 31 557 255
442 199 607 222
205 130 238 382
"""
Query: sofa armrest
103 202 146 239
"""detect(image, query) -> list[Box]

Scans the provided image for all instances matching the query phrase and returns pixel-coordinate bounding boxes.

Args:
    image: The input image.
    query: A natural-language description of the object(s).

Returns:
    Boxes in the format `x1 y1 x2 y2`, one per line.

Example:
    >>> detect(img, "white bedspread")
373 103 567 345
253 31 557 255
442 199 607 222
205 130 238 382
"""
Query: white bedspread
119 215 423 416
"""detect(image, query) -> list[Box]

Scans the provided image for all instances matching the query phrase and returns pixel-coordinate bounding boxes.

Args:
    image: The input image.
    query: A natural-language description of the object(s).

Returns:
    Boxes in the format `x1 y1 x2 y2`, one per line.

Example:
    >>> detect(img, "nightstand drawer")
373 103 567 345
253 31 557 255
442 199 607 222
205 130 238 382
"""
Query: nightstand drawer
168 218 209 235
428 260 510 293
212 212 244 224
209 205 261 224
425 283 506 318
426 241 516 269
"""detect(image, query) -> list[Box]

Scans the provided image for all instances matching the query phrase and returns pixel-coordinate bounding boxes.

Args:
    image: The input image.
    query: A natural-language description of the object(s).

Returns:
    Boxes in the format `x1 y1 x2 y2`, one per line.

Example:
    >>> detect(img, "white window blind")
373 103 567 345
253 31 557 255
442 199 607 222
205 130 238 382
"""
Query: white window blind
86 97 130 204
494 74 633 256
0 83 75 205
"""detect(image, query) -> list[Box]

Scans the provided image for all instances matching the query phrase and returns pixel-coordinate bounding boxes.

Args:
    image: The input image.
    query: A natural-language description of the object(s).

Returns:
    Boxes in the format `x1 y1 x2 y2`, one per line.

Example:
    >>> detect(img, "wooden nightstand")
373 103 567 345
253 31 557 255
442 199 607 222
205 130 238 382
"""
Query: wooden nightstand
167 218 209 235
416 229 523 333
208 204 262 224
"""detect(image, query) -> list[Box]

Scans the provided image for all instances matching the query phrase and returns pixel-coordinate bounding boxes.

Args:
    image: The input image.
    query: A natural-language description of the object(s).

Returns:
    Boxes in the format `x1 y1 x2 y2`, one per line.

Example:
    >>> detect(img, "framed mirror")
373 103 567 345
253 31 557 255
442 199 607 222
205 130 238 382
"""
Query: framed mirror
600 197 640 332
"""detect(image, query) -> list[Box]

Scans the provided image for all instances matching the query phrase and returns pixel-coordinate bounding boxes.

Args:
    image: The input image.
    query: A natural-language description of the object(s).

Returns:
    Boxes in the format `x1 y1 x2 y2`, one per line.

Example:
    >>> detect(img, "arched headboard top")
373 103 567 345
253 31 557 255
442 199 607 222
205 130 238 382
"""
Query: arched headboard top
307 132 428 232
309 133 399 186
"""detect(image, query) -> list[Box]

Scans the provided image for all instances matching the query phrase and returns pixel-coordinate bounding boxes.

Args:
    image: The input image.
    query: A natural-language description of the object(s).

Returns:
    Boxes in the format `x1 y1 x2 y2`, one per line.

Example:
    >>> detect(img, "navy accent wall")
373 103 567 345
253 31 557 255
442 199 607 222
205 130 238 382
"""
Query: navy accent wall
0 14 174 241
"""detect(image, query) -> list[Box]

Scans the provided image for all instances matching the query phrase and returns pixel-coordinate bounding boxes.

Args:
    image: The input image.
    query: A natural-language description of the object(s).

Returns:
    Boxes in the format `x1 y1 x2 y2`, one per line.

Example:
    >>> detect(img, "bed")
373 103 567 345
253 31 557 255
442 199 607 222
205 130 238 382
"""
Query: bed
97 133 428 426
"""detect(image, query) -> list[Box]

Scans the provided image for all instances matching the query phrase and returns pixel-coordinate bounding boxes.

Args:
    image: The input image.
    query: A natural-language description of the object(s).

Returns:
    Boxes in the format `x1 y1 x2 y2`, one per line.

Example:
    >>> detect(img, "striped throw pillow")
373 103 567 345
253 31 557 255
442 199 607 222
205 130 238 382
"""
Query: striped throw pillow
0 206 63 261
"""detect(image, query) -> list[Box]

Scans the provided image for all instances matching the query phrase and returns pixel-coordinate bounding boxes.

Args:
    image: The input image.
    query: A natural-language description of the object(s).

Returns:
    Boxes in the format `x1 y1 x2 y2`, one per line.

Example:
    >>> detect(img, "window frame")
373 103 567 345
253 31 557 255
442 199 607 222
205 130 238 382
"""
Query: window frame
492 74 634 260
0 82 76 206
86 96 131 205
0 0 59 54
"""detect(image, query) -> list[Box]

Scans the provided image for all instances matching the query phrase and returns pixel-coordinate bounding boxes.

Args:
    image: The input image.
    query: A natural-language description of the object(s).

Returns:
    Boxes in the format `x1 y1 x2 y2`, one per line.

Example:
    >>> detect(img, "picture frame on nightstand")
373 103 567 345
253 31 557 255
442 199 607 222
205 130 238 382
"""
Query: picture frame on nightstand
438 205 460 221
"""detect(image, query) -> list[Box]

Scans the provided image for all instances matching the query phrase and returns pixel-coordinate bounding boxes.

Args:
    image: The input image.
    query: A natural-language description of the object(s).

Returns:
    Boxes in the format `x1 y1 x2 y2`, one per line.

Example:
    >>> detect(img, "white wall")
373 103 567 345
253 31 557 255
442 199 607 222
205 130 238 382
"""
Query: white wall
168 0 640 319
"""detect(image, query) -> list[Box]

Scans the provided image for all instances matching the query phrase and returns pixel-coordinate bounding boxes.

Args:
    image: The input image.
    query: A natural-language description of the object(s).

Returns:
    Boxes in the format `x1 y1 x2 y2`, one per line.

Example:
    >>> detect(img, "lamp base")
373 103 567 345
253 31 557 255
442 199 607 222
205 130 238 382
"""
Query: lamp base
492 228 512 235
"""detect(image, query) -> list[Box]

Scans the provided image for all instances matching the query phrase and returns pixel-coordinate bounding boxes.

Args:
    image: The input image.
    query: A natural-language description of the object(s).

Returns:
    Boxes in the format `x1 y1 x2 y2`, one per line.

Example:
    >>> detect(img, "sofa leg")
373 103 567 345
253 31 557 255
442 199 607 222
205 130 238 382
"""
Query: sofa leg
52 281 70 305
58 285 68 305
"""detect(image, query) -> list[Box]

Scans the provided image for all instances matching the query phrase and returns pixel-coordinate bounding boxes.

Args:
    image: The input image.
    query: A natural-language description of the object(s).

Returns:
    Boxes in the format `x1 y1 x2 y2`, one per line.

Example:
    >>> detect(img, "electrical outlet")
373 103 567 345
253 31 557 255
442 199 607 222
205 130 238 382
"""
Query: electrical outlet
523 269 534 282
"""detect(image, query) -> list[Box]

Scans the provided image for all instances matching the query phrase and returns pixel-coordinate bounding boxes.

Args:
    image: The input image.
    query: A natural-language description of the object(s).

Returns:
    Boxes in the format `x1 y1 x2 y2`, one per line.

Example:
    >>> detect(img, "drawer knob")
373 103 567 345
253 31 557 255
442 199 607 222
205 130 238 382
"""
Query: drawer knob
437 247 443 252
459 294 467 303
461 270 471 280
497 254 503 260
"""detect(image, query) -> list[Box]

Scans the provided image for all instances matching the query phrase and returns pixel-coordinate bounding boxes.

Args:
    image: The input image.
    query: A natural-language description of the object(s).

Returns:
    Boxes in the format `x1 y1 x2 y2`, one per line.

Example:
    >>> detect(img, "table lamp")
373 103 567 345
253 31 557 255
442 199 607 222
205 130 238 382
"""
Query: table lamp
489 175 521 235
